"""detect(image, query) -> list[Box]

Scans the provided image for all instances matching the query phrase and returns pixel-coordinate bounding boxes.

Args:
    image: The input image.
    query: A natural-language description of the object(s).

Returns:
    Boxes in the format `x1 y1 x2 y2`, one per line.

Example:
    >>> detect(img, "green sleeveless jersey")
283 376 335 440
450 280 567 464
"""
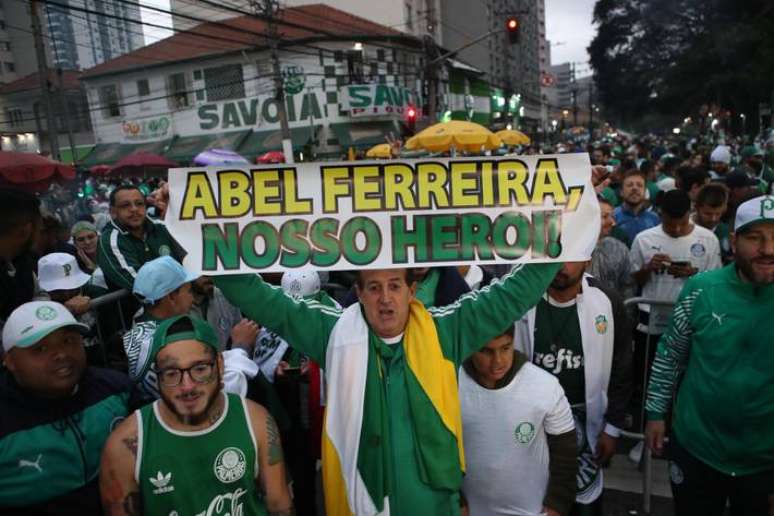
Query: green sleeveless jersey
136 392 267 516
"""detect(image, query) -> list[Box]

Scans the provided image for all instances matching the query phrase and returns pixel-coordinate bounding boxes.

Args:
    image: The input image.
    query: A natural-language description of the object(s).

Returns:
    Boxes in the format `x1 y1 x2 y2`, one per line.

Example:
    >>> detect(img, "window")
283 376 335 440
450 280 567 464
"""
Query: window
0 41 9 51
6 107 22 126
405 3 413 30
167 72 189 109
347 50 364 84
0 21 6 30
1 61 9 73
137 78 150 97
203 64 244 101
99 84 121 118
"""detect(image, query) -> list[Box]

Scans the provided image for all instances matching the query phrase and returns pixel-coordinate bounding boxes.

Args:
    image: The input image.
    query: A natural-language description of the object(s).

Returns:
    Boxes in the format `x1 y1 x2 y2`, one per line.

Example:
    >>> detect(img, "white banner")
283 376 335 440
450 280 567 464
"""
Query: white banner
165 153 600 275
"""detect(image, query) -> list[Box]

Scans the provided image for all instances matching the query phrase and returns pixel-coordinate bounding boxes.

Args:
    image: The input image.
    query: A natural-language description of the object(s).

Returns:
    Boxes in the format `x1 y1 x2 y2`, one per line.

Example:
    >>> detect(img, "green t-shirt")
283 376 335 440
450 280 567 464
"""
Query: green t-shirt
532 297 585 405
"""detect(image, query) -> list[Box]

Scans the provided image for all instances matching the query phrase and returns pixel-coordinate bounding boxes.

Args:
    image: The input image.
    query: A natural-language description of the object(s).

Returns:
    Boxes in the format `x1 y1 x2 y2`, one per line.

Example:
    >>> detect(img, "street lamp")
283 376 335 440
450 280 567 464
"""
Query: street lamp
672 127 681 135
740 113 747 135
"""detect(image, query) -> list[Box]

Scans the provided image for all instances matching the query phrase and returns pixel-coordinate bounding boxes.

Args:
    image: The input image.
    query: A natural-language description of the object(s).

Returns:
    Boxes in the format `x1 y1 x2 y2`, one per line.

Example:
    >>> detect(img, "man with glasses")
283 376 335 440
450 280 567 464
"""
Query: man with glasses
100 315 294 516
97 185 184 291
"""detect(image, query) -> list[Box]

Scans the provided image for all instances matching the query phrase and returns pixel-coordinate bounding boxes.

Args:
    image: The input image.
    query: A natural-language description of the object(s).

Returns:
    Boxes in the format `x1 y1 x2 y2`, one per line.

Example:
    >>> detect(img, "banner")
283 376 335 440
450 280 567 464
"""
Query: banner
166 153 599 275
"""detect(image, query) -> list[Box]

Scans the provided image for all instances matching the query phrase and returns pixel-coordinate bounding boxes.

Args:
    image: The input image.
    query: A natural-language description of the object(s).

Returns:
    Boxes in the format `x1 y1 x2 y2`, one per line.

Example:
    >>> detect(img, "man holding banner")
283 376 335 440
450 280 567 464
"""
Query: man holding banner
164 154 601 515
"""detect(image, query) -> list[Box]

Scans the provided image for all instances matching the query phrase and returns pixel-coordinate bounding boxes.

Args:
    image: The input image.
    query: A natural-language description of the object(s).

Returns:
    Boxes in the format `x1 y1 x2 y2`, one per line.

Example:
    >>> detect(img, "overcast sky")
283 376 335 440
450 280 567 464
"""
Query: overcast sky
545 0 596 76
140 0 599 75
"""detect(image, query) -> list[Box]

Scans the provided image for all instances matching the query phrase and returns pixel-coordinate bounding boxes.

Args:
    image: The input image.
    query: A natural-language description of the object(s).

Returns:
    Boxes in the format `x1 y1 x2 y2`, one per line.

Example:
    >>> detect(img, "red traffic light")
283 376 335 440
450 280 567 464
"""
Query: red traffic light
407 107 417 119
506 17 519 31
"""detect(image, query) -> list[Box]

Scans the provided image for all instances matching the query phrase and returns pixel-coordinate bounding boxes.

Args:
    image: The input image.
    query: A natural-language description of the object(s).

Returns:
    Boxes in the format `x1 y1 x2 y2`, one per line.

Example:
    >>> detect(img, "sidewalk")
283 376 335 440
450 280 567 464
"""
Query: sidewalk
602 452 674 516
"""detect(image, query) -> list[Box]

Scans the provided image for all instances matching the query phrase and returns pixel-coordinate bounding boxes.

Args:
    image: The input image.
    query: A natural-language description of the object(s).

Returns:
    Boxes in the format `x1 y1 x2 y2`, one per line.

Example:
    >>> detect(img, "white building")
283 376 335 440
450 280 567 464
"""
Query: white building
79 4 424 166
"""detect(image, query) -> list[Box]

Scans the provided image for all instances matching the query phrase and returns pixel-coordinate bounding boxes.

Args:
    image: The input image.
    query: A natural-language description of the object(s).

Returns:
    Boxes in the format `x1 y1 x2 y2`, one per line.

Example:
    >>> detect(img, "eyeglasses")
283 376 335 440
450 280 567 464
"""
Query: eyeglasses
155 361 216 387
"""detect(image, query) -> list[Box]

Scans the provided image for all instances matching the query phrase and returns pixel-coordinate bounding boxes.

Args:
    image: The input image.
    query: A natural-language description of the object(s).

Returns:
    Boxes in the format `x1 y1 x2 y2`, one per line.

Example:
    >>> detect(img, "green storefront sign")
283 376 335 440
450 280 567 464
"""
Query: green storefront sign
343 84 420 117
197 92 323 131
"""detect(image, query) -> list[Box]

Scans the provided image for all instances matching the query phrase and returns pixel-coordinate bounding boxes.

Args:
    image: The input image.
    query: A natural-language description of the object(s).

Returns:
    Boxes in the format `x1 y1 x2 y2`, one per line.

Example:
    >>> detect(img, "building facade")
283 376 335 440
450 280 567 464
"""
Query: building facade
43 0 145 71
0 70 94 161
79 5 425 165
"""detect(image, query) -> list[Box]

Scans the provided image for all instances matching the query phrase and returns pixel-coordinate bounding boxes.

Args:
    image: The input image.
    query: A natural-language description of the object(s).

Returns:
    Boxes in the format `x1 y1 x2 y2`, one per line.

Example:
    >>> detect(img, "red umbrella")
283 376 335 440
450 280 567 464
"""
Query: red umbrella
0 151 76 192
256 151 285 164
110 151 178 176
89 164 111 176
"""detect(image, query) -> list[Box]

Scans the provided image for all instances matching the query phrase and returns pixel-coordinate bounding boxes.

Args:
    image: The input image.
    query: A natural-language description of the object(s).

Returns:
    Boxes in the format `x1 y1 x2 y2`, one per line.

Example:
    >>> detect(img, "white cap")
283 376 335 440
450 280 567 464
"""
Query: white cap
281 270 321 299
710 145 731 164
2 301 89 352
734 195 774 233
38 253 91 292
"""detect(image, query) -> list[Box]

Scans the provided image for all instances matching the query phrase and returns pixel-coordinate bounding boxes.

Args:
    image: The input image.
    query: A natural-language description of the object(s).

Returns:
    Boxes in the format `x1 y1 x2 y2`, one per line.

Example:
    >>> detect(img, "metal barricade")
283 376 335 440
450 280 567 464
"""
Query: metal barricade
89 289 132 365
621 296 676 515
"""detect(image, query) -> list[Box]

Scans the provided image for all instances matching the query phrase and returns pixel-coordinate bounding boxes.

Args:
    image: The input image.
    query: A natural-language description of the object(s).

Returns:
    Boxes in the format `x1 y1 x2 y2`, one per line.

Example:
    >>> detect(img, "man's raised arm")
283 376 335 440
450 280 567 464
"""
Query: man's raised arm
214 274 340 364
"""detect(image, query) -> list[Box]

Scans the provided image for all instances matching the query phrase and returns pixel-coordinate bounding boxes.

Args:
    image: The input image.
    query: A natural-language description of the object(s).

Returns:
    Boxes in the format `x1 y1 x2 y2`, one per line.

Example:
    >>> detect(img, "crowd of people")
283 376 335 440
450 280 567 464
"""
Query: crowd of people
0 130 772 516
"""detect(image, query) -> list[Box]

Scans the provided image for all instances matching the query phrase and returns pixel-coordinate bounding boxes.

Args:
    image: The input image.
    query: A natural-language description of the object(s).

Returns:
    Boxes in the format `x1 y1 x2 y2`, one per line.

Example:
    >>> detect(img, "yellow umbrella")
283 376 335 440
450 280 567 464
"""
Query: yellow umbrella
405 120 502 153
365 143 393 159
495 129 531 146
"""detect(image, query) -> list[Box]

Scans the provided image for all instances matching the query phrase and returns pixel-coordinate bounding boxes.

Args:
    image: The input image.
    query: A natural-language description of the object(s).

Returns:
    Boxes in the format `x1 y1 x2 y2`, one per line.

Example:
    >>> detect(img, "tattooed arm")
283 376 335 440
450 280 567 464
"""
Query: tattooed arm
99 413 143 516
245 400 295 516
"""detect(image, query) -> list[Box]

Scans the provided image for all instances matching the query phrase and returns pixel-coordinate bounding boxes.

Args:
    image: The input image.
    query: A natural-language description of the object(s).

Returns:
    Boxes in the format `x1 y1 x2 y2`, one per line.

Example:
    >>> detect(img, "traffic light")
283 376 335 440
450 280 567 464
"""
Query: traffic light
505 16 519 44
406 105 417 133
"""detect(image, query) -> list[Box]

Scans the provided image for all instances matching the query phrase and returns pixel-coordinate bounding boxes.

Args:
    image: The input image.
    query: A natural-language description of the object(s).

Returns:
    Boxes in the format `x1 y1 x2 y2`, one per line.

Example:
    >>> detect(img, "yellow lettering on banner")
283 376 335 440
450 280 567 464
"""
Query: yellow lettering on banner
450 161 479 207
284 168 313 214
497 161 530 206
383 164 416 210
218 171 251 217
180 173 217 219
352 166 382 211
532 159 567 205
417 163 450 209
480 162 495 207
322 167 351 213
252 169 281 215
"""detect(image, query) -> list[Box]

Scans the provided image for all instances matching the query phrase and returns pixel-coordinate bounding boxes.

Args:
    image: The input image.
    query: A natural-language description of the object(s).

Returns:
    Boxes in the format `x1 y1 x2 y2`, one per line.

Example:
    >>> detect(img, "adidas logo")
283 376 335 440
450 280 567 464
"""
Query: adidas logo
149 471 175 495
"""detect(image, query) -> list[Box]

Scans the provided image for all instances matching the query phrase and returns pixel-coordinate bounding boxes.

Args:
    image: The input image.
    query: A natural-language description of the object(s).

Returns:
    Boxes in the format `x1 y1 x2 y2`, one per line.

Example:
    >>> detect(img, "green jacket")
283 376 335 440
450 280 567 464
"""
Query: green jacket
646 264 774 476
96 217 184 291
215 263 560 515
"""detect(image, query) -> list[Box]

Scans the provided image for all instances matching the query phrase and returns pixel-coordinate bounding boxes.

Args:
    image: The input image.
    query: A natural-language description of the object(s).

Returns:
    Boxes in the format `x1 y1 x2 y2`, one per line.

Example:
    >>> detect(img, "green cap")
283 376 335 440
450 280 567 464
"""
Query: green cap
151 315 219 362
741 145 764 159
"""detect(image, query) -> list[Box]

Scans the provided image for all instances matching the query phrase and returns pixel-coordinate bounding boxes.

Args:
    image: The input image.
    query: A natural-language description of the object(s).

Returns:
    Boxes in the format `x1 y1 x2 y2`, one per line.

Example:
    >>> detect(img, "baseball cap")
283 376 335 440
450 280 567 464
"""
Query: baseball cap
741 145 764 159
734 195 774 233
710 145 731 164
281 269 321 298
2 301 89 352
151 314 219 362
133 256 199 304
38 253 91 292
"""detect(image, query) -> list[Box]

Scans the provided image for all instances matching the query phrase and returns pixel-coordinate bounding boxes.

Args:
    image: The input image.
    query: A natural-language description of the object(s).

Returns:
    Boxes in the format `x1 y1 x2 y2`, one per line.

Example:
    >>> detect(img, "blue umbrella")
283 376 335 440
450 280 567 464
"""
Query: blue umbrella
193 148 249 166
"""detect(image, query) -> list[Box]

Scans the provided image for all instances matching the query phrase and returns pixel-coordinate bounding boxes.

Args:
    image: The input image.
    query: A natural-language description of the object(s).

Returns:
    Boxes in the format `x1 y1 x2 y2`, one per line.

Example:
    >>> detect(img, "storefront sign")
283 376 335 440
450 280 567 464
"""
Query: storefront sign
197 91 324 131
121 116 171 142
342 84 420 117
166 153 599 274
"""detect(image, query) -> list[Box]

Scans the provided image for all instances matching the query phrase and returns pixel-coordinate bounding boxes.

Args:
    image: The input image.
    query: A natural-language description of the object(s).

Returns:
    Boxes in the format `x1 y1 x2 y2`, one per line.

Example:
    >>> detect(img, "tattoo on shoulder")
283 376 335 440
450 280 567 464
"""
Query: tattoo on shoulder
123 491 142 516
266 414 283 466
122 436 138 458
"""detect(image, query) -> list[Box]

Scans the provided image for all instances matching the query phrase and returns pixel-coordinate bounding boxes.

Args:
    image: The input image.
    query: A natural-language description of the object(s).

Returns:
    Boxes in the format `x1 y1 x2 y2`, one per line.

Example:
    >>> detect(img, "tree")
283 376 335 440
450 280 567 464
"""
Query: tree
589 0 774 132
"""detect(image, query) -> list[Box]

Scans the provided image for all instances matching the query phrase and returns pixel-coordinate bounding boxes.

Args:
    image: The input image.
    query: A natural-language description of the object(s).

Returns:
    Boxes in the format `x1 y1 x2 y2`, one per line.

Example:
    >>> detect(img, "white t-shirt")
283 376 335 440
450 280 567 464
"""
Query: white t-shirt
460 361 575 516
630 224 722 330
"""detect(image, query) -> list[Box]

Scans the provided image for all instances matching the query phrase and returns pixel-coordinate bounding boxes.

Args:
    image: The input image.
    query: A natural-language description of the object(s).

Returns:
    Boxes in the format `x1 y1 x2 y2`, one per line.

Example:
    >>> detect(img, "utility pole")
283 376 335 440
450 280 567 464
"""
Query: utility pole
588 80 594 138
257 0 294 163
56 68 77 163
424 36 439 124
31 0 60 160
571 62 578 127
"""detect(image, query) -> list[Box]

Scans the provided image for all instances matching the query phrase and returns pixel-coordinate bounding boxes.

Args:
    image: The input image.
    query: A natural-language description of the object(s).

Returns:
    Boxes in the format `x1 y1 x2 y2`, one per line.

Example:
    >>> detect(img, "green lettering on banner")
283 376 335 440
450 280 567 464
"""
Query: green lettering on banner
221 103 241 129
430 214 460 261
202 223 240 270
262 99 279 124
198 105 219 130
241 221 280 268
460 213 495 261
348 86 371 108
279 219 310 268
532 210 563 258
340 217 381 266
492 212 531 260
237 99 259 126
310 218 341 267
391 215 428 264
